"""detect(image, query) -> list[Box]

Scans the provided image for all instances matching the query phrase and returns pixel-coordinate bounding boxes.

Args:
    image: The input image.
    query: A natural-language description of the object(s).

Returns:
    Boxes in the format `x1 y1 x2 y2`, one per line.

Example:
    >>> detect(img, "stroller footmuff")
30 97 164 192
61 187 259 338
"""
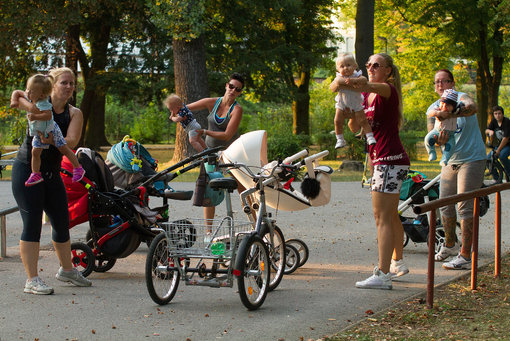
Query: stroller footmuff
106 136 193 203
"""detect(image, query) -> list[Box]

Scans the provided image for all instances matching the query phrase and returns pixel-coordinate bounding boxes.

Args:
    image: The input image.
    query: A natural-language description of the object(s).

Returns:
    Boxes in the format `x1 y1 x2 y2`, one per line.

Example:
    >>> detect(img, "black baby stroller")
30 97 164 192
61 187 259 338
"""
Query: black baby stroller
398 170 490 250
62 147 220 277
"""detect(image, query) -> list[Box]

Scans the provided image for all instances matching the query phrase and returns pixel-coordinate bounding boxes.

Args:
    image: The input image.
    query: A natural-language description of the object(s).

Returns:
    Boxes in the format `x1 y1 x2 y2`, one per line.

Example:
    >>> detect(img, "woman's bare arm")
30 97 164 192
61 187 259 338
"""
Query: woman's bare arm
65 105 84 149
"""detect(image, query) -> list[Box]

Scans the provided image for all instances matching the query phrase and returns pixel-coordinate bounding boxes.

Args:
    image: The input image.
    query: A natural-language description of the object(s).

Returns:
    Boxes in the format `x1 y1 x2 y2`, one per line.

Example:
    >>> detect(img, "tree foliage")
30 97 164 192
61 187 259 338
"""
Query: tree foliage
205 0 338 135
381 0 510 132
0 0 174 149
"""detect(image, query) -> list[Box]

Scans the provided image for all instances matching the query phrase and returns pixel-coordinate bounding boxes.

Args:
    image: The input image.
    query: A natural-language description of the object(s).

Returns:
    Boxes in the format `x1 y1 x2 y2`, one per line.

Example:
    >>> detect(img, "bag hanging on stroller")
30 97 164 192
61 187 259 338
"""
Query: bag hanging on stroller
193 162 225 207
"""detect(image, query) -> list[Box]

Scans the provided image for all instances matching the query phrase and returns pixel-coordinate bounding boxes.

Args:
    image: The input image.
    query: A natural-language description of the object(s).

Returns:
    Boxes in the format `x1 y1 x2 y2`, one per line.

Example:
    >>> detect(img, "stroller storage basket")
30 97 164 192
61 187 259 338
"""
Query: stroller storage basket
161 218 252 258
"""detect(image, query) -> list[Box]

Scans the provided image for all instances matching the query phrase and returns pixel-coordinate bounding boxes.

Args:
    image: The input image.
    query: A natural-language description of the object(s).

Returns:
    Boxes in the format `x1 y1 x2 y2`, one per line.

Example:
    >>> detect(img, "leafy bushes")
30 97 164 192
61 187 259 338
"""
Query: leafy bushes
105 96 173 144
129 102 171 144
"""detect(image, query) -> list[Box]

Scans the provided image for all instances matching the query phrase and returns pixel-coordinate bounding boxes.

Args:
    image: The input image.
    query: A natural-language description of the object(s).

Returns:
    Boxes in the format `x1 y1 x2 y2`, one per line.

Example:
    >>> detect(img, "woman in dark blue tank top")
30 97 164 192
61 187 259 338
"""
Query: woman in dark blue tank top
11 67 91 294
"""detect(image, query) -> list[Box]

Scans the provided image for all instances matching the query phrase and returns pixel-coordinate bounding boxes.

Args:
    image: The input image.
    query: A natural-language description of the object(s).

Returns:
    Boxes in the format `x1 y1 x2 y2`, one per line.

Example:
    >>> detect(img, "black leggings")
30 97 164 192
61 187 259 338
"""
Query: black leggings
12 160 70 243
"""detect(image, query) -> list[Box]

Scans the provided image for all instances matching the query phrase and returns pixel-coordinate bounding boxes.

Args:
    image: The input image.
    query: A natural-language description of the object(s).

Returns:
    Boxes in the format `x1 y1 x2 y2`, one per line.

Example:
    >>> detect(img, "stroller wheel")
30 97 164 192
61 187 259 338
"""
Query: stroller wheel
86 230 117 273
285 239 309 267
70 242 95 277
94 255 117 273
434 227 446 253
283 244 301 275
403 233 410 248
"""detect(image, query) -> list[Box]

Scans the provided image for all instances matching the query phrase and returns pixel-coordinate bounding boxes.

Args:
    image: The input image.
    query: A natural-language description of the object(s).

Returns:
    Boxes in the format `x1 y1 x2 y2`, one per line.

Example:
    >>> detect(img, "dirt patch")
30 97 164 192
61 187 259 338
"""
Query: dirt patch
325 253 510 341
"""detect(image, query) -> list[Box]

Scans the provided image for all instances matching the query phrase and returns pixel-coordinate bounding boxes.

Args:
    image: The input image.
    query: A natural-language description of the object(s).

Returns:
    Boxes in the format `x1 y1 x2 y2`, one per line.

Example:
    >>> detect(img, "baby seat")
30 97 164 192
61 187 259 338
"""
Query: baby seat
221 130 332 211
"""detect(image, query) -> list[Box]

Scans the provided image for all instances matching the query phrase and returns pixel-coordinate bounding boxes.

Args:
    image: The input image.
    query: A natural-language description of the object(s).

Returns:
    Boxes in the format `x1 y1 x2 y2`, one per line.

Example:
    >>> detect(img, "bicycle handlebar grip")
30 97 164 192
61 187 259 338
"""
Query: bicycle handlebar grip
283 149 308 164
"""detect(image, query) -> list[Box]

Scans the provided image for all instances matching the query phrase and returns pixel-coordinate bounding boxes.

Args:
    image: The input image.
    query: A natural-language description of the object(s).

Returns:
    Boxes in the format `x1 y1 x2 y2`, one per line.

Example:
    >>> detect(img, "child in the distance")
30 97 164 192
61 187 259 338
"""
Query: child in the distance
331 53 376 149
10 74 85 186
424 89 460 166
165 94 206 152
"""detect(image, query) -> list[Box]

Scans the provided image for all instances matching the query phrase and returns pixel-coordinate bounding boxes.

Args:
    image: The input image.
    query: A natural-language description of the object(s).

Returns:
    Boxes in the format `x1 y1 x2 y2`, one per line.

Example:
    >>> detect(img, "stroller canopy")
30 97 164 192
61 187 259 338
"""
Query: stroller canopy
221 130 331 211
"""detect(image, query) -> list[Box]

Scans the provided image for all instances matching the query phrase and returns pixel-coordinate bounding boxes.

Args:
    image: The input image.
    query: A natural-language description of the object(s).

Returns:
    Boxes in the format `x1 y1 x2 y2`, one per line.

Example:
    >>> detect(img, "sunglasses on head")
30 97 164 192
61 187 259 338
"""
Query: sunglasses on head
365 62 381 70
228 83 243 92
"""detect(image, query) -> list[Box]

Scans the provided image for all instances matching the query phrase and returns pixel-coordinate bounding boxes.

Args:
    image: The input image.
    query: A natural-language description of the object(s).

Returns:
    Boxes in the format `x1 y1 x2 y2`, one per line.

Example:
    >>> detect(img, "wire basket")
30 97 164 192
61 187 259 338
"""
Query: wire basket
161 217 253 257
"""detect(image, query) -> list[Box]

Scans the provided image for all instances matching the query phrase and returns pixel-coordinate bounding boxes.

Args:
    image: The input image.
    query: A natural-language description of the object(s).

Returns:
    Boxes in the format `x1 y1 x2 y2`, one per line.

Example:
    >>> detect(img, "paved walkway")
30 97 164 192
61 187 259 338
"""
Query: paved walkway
1 180 509 341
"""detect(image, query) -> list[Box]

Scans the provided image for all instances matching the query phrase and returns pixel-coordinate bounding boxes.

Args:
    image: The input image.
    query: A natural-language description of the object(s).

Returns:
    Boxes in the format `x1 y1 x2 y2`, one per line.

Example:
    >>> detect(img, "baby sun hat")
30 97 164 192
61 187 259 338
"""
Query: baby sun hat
440 89 458 106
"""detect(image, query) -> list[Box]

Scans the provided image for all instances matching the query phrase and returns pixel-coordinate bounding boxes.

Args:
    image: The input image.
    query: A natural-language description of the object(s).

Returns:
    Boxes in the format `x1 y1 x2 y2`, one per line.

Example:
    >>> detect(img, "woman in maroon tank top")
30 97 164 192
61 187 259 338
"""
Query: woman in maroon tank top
331 53 410 290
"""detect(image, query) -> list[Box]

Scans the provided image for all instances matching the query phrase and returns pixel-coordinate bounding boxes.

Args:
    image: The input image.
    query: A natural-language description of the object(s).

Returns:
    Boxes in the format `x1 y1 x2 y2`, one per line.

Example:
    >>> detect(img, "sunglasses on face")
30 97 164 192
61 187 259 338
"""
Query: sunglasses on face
365 62 381 70
228 83 243 92
433 79 452 85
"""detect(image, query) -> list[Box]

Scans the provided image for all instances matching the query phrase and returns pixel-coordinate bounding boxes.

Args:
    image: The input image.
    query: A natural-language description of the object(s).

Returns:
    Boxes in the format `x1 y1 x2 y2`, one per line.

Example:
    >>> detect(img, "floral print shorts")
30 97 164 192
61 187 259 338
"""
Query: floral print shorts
371 165 409 194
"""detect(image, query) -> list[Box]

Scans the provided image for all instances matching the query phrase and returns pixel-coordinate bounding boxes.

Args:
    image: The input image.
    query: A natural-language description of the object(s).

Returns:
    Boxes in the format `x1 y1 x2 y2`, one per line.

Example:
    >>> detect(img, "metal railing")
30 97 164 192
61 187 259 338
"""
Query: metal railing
0 206 19 259
414 182 510 308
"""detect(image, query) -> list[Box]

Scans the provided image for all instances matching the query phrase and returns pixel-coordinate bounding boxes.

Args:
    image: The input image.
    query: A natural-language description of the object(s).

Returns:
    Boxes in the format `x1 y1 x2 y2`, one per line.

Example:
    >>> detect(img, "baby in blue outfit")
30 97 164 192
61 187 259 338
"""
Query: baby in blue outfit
424 89 460 166
11 74 85 186
165 94 206 152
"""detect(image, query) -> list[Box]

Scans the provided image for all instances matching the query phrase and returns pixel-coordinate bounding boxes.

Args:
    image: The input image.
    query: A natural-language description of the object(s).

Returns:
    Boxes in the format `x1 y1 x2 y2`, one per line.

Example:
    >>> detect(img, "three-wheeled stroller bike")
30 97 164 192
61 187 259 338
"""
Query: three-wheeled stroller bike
145 130 332 310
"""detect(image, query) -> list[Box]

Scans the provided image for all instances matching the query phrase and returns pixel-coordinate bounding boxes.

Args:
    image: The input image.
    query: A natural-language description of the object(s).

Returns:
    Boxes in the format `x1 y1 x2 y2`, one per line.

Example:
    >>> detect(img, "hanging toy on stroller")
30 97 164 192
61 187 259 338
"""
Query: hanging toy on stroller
105 135 167 193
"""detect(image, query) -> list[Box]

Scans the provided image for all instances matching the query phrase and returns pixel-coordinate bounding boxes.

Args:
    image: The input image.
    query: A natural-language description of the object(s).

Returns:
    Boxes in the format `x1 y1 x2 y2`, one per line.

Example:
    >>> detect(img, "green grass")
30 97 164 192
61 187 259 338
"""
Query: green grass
0 154 443 183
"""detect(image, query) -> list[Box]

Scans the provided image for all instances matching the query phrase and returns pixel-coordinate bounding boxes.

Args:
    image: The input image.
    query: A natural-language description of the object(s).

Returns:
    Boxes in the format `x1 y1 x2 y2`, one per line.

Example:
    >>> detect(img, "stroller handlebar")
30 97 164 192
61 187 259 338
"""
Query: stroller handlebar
283 149 308 164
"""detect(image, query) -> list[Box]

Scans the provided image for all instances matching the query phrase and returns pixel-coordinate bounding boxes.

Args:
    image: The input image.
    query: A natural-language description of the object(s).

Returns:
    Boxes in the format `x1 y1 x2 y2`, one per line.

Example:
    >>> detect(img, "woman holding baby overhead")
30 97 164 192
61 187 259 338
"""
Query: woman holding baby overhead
331 53 410 290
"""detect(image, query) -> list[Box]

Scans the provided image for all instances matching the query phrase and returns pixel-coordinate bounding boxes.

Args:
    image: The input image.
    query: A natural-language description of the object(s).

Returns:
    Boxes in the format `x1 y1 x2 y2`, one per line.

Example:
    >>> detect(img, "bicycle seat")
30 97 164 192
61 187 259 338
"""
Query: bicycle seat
208 178 238 192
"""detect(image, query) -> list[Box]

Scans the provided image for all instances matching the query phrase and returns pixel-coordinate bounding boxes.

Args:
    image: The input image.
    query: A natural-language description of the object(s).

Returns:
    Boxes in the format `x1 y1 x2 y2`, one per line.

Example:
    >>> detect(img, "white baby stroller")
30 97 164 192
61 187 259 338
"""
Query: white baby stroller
221 130 333 273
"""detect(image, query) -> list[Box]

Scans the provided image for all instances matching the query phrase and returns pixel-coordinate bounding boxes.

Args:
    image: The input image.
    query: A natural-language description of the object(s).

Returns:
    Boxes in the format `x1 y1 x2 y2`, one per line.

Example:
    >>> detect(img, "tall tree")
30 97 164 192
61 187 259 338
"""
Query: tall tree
355 0 375 77
150 0 210 161
0 0 172 149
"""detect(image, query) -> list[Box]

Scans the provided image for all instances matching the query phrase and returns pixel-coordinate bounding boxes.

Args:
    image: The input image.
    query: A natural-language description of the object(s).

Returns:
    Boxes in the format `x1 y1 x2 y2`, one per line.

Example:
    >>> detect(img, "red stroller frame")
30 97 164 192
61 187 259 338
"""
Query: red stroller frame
62 147 221 277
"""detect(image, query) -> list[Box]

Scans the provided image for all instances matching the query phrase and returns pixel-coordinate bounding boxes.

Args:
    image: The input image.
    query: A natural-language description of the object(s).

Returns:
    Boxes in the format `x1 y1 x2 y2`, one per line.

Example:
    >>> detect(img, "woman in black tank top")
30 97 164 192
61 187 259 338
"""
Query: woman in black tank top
11 67 91 294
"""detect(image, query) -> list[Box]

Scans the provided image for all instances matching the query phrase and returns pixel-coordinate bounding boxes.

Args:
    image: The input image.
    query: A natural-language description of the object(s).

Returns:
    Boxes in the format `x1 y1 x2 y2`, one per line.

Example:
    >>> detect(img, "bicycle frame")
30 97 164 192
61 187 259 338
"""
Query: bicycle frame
487 146 510 183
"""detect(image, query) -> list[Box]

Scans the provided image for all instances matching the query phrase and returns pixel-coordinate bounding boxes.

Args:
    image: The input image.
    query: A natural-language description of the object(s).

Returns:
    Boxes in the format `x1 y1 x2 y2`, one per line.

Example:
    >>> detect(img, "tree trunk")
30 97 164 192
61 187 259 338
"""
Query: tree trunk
292 69 311 135
476 21 504 134
79 21 111 149
355 0 374 77
475 65 488 133
65 24 80 107
172 36 210 162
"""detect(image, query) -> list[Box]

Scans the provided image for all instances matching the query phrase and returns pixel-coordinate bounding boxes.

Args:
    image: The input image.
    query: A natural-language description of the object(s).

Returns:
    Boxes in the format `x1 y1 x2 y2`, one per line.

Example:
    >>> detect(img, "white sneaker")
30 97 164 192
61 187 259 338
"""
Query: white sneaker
56 267 92 287
335 138 346 149
366 136 377 145
389 259 409 278
442 254 471 270
24 277 54 295
435 243 459 261
355 266 392 290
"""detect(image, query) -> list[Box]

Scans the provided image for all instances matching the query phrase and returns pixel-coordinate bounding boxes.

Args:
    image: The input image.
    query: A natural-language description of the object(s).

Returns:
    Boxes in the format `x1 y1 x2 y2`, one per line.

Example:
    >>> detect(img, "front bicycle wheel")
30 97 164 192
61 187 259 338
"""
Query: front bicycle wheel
260 224 285 291
487 156 505 183
235 234 270 310
145 233 180 305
